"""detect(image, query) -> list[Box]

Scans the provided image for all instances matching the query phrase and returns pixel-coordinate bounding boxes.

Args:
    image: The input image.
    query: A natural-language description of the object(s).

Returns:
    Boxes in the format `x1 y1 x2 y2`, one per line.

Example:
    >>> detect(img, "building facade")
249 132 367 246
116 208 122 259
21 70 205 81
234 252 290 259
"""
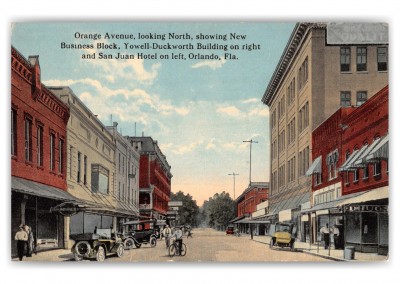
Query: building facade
261 23 388 235
11 46 71 255
127 136 172 221
304 85 388 254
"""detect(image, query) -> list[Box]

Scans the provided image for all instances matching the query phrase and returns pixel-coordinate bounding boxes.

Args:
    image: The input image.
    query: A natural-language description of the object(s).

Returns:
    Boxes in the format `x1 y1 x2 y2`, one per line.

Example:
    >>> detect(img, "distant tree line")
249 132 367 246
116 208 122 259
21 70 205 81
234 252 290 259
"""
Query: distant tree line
170 191 199 227
200 191 236 230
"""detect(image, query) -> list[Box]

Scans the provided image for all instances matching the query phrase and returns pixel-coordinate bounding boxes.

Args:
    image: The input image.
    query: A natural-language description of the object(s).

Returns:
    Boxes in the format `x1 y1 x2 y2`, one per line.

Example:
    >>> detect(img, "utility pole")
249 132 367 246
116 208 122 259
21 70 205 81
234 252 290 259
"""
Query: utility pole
243 139 258 184
228 172 239 199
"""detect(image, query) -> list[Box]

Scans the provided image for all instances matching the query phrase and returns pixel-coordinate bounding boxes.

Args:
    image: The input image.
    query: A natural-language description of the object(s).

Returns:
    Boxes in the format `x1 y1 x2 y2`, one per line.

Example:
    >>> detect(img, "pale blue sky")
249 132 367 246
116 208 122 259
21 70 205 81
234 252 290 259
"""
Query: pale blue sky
12 22 295 204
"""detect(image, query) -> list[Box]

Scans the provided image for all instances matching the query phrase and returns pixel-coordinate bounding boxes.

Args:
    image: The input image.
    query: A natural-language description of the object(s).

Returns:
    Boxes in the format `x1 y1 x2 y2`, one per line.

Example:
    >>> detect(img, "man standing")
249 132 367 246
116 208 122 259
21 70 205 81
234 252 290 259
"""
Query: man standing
319 223 330 249
332 224 340 249
162 224 172 248
15 224 28 261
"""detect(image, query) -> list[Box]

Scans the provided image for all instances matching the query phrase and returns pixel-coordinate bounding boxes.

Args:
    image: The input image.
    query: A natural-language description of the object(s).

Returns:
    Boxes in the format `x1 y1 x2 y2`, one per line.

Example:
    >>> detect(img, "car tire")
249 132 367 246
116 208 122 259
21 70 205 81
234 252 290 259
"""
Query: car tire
124 238 134 250
180 244 187 256
73 252 83 261
150 237 157 248
135 242 142 248
168 244 176 257
117 244 124 257
75 241 91 257
96 246 106 262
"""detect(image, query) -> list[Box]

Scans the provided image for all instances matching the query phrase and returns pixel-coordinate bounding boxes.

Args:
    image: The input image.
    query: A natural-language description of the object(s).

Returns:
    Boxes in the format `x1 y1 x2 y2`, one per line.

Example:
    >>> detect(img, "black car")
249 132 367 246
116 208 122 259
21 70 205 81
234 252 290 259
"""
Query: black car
70 228 124 261
120 220 158 249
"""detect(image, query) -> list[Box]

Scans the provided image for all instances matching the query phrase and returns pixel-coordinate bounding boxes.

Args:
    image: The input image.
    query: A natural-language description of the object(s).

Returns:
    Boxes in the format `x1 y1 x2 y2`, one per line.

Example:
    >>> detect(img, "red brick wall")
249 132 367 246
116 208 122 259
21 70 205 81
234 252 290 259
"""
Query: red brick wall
11 47 69 191
237 187 268 217
139 155 149 188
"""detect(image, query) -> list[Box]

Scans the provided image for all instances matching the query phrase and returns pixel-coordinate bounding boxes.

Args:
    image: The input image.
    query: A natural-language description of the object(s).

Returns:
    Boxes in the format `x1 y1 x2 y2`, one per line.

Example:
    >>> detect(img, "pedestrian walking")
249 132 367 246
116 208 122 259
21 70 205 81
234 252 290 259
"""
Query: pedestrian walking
162 225 172 248
187 226 193 238
332 224 340 249
15 224 28 261
319 223 330 249
24 225 35 257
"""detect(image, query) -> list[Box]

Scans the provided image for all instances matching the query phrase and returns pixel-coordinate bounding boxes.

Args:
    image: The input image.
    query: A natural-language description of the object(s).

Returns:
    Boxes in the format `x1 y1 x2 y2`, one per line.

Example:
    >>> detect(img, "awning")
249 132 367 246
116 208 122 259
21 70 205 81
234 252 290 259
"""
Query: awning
236 218 270 224
353 138 383 167
366 135 389 162
339 145 369 171
12 176 77 202
230 215 247 223
306 156 322 176
337 186 389 206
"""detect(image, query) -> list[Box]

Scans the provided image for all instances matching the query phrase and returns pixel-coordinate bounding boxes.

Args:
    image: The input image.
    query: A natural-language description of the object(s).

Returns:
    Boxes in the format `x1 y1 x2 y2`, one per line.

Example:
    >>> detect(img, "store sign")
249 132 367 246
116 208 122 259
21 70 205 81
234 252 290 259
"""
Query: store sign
50 202 81 216
344 205 388 213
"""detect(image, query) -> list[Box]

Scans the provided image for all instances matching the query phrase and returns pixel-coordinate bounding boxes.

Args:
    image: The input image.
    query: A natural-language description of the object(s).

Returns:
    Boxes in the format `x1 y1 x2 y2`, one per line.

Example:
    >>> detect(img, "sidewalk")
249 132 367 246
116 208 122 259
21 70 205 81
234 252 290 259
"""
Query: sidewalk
251 234 388 262
11 249 73 262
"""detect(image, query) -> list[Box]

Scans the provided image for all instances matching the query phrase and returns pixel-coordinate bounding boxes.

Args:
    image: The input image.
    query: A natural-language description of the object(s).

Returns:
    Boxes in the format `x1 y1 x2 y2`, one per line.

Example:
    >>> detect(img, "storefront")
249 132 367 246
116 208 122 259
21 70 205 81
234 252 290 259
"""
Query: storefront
11 177 77 256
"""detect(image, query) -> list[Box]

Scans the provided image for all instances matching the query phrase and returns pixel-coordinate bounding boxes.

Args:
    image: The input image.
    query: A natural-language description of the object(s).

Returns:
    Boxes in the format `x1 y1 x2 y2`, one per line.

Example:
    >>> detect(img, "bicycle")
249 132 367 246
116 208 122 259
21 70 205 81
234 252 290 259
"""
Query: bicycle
168 239 187 257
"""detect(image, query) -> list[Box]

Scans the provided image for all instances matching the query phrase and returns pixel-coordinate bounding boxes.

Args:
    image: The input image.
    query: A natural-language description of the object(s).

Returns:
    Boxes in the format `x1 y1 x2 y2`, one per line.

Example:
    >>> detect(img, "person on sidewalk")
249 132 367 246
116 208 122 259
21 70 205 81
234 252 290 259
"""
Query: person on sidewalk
162 225 172 248
320 223 330 249
24 225 35 257
15 224 28 261
332 224 340 249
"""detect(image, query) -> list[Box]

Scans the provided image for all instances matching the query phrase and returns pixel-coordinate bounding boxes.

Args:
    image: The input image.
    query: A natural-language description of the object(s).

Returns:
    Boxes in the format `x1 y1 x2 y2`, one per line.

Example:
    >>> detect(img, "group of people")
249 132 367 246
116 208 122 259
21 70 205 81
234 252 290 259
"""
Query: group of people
14 224 35 261
161 224 189 254
319 223 341 250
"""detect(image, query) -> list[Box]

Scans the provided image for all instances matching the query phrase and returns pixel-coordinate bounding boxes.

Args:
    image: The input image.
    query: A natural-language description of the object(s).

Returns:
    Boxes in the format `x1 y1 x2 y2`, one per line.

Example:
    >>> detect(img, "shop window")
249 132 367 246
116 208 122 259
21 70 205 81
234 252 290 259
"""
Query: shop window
340 91 351 107
340 47 351 72
92 164 109 194
377 47 388 71
356 47 367 71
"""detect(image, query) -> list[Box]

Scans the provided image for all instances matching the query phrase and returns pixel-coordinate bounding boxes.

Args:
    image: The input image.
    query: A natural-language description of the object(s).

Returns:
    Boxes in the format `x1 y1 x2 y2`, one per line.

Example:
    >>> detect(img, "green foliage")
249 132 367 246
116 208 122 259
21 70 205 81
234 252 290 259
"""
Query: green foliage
170 191 200 227
202 191 235 230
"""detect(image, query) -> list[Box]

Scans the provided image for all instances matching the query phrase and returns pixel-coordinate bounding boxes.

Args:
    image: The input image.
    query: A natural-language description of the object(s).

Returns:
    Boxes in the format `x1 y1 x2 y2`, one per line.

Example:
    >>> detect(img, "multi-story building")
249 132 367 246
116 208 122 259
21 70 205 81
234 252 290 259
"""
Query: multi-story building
233 182 269 235
106 122 140 223
49 86 134 248
11 46 72 255
304 85 388 254
261 23 388 234
127 136 172 222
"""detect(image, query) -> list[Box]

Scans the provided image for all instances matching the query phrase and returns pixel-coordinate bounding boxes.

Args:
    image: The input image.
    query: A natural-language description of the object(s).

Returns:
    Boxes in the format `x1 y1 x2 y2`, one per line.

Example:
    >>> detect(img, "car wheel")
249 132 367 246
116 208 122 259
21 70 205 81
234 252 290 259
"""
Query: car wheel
135 242 142 248
73 252 83 261
124 238 134 250
180 244 187 256
75 241 91 256
117 244 124 257
168 244 176 257
96 247 106 262
150 237 157 248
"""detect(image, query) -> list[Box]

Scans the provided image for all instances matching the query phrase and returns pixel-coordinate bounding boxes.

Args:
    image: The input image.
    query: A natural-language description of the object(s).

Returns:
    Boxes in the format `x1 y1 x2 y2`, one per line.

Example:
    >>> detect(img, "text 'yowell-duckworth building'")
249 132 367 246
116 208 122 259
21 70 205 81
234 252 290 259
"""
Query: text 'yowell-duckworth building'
261 23 388 239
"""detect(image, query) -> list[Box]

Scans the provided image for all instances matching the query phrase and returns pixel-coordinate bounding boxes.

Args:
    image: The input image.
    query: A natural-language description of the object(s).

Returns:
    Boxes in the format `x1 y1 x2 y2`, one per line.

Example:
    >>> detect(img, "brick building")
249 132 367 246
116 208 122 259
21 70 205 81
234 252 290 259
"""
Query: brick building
304 85 388 254
11 46 72 256
127 136 172 222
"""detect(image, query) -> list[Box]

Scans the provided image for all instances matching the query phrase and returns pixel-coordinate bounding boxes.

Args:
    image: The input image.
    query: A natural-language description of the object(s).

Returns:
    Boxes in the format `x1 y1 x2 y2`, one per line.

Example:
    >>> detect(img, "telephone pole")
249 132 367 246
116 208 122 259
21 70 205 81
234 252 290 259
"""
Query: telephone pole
243 139 258 184
228 172 239 199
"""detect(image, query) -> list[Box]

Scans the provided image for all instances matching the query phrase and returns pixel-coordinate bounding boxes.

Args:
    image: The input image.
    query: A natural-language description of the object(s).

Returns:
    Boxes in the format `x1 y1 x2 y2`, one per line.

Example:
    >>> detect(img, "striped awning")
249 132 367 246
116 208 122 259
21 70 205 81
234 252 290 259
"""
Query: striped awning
353 137 383 167
366 135 389 162
339 144 368 172
306 156 322 176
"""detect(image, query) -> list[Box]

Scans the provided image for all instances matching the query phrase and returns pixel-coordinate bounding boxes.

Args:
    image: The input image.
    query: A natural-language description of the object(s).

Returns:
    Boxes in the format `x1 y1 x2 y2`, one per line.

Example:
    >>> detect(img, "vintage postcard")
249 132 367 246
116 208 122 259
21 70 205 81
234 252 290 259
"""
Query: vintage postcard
10 22 389 263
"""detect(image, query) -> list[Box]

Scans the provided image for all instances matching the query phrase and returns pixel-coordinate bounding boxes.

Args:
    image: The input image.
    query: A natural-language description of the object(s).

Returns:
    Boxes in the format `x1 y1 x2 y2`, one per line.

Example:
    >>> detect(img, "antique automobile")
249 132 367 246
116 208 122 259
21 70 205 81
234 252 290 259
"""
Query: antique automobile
226 225 235 235
269 222 296 251
120 220 158 249
70 228 124 261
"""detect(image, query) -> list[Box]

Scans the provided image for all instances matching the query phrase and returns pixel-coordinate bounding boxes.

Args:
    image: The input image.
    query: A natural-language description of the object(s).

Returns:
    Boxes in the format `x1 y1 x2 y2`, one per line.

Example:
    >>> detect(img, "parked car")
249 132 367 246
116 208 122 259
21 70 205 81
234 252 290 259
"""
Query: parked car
269 222 295 251
120 220 158 249
70 228 124 261
226 225 235 235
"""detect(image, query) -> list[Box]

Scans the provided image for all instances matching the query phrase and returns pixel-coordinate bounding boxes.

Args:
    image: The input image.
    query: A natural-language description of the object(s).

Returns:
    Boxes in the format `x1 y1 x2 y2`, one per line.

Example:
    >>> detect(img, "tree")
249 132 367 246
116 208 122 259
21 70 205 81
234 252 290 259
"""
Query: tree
202 191 235 230
170 191 199 227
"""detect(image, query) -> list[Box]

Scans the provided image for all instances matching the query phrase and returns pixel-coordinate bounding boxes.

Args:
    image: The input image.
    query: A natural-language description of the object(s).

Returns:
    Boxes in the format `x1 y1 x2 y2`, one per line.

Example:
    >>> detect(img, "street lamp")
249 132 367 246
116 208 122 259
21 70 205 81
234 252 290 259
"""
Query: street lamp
243 139 258 184
228 172 239 199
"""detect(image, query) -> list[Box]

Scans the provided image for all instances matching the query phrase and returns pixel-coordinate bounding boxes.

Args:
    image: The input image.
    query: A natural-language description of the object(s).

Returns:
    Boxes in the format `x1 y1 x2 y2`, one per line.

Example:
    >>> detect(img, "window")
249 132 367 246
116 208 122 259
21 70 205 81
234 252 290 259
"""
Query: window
58 139 64 174
92 164 109 194
374 161 382 176
286 78 296 108
340 91 351 107
287 118 296 146
298 57 309 91
287 156 296 183
11 109 17 156
377 47 388 71
83 155 87 185
69 146 73 178
50 133 56 171
118 153 121 173
77 152 81 182
24 117 32 162
356 91 367 106
363 166 369 180
36 126 43 166
356 47 367 71
340 47 351 72
345 151 350 184
327 150 339 180
353 169 359 182
298 102 309 133
298 147 309 176
314 172 322 186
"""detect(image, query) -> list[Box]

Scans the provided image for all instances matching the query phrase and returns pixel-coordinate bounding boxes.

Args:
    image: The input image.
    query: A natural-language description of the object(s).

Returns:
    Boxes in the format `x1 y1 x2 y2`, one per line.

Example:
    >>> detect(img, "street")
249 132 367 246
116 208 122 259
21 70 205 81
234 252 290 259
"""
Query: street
82 228 330 262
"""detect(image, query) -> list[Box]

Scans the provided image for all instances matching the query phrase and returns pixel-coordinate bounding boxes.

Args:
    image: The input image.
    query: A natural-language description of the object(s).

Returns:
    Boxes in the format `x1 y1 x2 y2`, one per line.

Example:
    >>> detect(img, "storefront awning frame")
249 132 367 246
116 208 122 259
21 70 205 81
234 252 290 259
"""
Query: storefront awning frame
306 156 322 176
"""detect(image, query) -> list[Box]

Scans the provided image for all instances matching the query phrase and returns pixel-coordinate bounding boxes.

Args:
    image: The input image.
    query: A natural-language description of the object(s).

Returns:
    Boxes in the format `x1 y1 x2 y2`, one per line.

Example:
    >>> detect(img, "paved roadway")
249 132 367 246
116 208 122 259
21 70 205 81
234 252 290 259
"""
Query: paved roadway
107 227 330 262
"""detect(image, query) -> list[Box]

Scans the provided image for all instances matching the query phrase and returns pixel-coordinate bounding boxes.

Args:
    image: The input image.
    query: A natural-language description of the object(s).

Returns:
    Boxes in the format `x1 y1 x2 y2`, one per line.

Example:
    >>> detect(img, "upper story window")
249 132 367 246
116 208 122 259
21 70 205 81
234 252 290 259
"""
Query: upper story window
356 91 368 106
340 91 351 107
92 164 110 194
340 47 351 72
77 151 81 182
298 57 309 92
50 133 56 171
298 101 309 133
24 116 32 162
37 125 43 167
11 109 17 157
377 46 388 71
286 78 296 107
356 47 367 72
83 155 88 185
58 138 64 174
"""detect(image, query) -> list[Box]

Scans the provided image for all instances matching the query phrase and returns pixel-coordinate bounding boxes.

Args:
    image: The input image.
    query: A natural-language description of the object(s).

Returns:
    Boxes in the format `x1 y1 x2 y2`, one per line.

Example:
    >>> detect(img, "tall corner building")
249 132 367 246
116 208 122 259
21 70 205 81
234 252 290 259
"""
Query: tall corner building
261 23 388 229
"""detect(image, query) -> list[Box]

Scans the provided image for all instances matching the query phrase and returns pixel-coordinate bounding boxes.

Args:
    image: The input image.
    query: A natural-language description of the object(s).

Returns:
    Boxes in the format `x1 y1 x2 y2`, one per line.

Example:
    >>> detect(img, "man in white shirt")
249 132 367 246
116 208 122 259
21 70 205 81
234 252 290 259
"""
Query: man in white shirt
15 224 28 261
319 223 330 249
332 224 340 249
162 225 172 248
171 226 183 254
